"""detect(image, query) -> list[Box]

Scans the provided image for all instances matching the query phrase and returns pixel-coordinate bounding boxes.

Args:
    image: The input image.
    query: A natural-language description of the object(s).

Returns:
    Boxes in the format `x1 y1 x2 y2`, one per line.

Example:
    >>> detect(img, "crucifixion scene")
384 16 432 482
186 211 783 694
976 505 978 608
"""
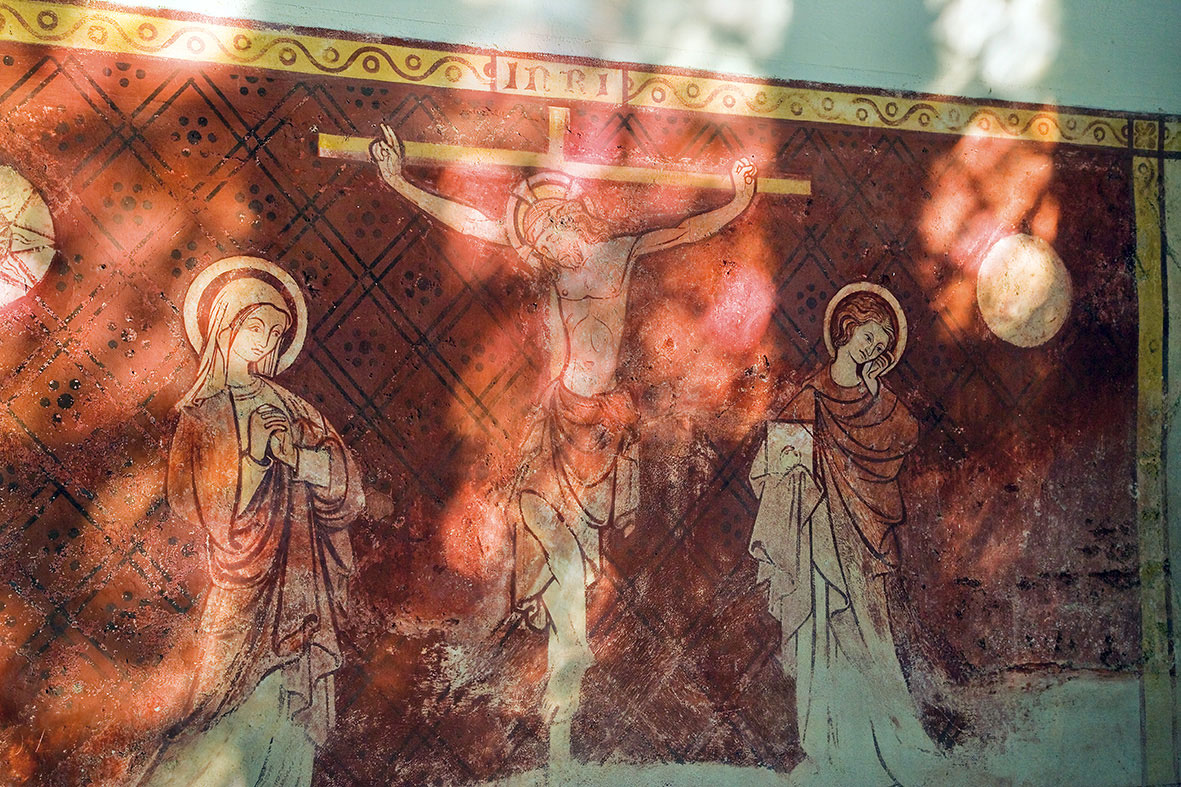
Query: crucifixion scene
0 2 1170 786
369 119 763 771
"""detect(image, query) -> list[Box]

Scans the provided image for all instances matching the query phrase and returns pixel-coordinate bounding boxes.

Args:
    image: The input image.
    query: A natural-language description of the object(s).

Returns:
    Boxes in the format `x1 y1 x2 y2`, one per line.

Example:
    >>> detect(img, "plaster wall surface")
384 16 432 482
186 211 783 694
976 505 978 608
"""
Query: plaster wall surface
0 2 1174 785
118 0 1181 114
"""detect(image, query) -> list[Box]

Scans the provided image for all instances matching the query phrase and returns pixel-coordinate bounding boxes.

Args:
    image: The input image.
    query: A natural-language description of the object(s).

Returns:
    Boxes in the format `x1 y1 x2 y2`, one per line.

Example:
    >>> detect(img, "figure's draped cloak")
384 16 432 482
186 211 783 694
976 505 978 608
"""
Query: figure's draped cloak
167 382 363 747
750 370 950 783
790 368 917 575
511 379 639 613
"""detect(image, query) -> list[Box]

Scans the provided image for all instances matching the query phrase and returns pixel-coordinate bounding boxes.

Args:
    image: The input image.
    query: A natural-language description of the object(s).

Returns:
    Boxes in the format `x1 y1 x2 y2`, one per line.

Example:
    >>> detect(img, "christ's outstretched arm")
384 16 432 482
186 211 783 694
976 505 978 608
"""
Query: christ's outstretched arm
370 124 511 247
631 157 758 258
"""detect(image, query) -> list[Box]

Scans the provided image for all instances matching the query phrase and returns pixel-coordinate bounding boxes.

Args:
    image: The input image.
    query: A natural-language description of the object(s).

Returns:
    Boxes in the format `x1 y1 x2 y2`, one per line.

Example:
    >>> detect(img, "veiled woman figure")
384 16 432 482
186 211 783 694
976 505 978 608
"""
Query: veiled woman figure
141 257 364 787
749 283 955 785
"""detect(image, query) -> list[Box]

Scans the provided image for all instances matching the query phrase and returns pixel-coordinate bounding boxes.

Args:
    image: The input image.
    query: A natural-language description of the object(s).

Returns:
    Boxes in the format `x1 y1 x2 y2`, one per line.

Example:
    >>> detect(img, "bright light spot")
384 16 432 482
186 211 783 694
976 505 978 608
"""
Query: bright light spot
928 0 1060 95
976 232 1070 347
703 263 774 353
440 480 509 579
605 0 794 76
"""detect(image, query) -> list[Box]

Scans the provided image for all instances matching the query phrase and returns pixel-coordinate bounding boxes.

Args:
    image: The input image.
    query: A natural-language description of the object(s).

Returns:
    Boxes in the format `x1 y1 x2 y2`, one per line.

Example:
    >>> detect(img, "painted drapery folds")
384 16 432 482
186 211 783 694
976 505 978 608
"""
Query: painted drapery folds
0 1 1173 785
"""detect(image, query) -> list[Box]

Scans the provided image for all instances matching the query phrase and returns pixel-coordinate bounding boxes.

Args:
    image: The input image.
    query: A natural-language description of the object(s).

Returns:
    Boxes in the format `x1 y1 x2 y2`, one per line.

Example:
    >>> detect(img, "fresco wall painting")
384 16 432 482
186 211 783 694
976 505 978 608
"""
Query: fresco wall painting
0 1 1176 784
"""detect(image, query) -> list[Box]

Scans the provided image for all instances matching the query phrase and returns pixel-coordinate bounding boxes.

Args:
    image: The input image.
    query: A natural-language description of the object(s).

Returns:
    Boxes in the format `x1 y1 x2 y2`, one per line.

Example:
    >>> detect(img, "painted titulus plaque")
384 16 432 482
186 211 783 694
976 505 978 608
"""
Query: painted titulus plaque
0 2 1173 786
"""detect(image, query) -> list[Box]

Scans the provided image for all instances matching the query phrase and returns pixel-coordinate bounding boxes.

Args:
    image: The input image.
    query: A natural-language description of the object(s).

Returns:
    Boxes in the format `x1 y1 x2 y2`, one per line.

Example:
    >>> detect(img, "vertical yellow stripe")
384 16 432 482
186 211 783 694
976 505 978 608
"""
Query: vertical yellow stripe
1165 157 1181 782
1133 155 1172 784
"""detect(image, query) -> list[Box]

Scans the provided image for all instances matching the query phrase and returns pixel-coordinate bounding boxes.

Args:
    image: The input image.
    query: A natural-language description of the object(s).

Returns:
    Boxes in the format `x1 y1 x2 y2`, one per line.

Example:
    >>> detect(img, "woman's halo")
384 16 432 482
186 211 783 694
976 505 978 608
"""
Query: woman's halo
823 281 908 374
504 170 578 269
183 256 307 374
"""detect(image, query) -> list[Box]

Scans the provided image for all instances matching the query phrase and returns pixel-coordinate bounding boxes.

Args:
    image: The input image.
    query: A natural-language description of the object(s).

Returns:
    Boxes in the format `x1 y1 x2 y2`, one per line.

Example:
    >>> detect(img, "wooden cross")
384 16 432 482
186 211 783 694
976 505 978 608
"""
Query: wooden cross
317 107 810 196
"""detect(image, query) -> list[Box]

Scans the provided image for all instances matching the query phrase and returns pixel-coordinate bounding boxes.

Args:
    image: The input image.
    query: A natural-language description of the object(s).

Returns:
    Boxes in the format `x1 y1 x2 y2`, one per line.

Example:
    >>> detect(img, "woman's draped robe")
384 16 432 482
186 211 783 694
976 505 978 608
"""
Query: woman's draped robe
749 371 946 784
151 381 363 786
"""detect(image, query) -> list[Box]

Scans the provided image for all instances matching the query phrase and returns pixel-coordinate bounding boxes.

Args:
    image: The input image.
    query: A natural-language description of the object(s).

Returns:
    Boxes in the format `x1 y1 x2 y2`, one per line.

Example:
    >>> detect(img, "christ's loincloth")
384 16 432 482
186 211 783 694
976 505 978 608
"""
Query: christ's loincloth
511 380 639 621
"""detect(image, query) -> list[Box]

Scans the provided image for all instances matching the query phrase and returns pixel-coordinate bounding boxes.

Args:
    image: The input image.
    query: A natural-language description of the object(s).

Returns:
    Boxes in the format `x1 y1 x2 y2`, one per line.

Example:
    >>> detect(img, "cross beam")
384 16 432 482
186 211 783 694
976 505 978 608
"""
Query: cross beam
317 107 810 196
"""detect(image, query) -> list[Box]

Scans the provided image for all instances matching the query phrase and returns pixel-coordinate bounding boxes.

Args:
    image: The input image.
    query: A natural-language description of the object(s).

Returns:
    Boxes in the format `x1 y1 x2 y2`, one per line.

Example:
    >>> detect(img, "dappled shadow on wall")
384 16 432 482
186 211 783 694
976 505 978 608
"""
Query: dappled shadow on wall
928 0 1060 102
0 8 1144 787
899 126 1138 678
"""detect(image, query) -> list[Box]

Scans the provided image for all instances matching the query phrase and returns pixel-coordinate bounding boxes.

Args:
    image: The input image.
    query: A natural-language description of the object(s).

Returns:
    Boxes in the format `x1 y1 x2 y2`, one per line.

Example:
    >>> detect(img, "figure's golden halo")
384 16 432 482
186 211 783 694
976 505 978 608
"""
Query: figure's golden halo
504 170 581 270
183 256 307 374
823 281 908 374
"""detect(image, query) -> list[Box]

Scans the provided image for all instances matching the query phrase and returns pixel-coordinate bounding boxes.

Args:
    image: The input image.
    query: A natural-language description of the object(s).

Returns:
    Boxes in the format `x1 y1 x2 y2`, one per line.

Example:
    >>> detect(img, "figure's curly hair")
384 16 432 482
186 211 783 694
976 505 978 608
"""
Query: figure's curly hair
830 290 898 363
522 198 610 250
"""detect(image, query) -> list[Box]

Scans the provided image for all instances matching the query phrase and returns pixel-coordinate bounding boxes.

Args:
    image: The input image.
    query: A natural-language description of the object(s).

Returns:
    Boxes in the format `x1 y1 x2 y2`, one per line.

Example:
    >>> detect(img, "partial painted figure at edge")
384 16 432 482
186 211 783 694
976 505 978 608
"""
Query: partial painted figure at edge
140 257 364 787
749 283 956 784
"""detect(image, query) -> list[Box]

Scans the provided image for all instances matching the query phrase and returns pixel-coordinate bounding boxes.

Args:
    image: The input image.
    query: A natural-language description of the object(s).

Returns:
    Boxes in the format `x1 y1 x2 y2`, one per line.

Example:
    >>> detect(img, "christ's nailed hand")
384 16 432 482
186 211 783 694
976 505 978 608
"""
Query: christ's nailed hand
370 123 405 185
730 157 757 201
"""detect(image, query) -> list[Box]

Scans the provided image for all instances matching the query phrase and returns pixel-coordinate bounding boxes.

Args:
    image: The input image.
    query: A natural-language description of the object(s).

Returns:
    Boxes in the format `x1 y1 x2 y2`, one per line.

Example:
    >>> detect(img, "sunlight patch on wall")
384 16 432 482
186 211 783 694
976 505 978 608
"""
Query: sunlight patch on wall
567 0 793 77
928 0 1059 98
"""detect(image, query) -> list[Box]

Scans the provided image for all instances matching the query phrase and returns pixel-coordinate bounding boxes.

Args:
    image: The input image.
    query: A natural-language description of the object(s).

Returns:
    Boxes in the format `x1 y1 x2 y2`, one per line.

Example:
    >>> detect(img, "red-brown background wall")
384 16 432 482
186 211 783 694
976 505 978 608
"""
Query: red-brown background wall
0 41 1138 784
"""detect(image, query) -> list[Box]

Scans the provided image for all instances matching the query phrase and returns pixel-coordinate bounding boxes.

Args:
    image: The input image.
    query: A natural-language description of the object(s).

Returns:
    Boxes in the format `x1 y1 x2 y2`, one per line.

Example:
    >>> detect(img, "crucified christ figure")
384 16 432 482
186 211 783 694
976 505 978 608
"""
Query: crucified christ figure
371 124 757 768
